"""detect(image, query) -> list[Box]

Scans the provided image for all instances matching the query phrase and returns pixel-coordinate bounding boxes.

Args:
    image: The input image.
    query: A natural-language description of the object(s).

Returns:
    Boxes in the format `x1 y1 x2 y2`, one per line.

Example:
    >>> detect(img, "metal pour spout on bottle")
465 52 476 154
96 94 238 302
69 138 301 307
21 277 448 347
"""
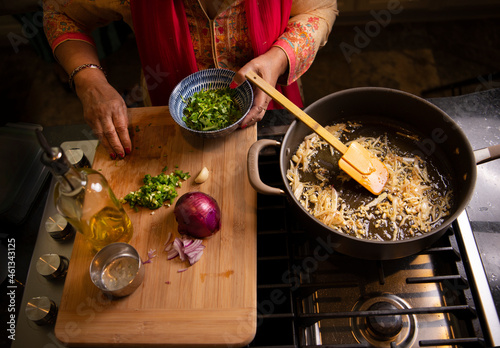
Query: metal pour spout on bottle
36 130 133 251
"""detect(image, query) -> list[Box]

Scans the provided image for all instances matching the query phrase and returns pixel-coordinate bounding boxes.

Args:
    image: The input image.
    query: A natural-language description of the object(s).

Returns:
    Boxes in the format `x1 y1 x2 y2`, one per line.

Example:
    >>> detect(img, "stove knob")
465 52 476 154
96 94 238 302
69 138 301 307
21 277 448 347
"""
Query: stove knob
36 254 69 280
25 296 58 326
45 214 75 241
65 147 91 168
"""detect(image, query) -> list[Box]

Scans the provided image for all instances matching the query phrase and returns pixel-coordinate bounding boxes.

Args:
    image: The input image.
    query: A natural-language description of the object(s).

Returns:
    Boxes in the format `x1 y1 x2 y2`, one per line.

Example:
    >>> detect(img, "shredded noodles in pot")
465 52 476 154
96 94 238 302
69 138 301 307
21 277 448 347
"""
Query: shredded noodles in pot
286 123 453 241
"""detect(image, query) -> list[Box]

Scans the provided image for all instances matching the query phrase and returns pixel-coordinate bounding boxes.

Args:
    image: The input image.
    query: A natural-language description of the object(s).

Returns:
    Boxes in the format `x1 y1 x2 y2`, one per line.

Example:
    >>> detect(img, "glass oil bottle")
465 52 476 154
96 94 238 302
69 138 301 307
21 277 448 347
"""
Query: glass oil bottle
37 131 133 251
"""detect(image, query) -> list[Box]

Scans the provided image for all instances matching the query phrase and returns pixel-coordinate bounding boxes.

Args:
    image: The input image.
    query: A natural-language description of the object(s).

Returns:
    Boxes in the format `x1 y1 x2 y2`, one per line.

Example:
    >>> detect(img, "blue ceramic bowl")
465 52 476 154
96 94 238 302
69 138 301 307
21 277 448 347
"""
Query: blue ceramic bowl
168 68 254 138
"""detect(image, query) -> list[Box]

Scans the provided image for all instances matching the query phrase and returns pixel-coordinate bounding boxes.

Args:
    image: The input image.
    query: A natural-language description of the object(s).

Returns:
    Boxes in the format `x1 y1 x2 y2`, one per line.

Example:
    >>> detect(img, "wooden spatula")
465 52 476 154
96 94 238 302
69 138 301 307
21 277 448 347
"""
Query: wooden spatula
245 71 388 195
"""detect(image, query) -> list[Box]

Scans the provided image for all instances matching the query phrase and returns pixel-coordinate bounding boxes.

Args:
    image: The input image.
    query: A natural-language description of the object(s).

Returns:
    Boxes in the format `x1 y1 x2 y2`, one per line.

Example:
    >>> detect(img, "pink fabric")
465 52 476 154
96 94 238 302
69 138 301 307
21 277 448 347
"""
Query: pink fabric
245 0 292 55
245 0 303 109
50 33 96 52
131 0 198 106
131 0 302 108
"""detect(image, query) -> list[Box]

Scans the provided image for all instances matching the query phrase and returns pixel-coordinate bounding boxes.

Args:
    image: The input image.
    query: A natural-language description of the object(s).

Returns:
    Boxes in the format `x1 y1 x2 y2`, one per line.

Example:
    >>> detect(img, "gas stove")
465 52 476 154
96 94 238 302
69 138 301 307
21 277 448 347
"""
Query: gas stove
250 142 499 347
5 89 500 348
248 89 500 347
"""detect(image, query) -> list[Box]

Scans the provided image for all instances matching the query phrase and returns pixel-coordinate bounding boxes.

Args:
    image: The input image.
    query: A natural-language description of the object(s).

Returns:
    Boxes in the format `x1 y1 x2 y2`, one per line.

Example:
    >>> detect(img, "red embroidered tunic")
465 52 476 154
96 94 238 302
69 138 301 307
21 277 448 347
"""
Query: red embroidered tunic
43 0 337 85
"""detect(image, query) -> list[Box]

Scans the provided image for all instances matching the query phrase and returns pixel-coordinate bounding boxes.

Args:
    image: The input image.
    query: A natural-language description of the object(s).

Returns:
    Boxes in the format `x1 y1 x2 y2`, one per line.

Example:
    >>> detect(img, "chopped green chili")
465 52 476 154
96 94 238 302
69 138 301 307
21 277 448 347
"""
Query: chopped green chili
121 170 190 210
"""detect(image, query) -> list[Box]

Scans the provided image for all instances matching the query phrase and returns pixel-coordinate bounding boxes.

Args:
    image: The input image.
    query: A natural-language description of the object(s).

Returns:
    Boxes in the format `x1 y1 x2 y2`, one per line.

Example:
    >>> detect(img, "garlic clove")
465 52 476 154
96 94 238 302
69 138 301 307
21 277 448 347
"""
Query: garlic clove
194 166 210 184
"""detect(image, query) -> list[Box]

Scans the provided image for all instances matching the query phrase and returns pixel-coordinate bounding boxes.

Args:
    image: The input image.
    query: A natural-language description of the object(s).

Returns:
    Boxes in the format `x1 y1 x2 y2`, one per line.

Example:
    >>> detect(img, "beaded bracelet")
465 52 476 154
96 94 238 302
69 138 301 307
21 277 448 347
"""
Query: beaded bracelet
68 64 106 89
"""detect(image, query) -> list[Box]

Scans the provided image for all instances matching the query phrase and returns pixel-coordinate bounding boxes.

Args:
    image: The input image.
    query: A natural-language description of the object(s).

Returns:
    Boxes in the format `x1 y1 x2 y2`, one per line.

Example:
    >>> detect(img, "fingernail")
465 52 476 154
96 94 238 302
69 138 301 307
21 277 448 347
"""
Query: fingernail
125 147 131 155
241 124 247 129
229 81 238 89
110 153 116 160
118 153 124 159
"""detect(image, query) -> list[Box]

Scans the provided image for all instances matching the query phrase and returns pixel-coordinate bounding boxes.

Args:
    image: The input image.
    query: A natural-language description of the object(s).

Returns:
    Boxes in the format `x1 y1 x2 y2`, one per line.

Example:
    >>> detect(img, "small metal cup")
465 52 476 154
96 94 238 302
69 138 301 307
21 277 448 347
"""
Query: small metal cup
89 243 145 298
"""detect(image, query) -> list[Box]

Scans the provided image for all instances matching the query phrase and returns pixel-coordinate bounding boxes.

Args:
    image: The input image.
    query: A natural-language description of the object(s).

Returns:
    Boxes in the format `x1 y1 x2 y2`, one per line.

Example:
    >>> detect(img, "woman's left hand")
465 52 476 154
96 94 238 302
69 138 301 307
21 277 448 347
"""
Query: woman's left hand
231 47 289 128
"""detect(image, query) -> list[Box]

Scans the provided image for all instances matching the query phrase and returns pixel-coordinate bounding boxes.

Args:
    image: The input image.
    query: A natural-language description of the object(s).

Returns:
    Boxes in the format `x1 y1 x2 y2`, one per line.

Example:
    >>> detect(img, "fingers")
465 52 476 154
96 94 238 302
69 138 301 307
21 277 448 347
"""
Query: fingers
79 80 133 160
234 58 280 129
94 127 115 159
102 117 126 158
90 114 124 159
116 125 132 156
84 97 130 160
114 112 132 157
230 67 249 89
240 89 271 129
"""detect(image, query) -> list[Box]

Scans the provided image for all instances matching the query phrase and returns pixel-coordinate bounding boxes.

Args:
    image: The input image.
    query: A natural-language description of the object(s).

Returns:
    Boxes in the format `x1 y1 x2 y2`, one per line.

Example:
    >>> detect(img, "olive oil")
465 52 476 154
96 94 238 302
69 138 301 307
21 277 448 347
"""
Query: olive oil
88 207 133 251
53 168 133 251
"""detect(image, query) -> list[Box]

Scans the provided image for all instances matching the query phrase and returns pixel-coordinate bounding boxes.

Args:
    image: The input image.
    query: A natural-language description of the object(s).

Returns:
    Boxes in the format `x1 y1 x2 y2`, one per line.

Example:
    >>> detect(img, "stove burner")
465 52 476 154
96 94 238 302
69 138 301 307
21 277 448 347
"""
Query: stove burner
351 294 417 348
365 302 403 340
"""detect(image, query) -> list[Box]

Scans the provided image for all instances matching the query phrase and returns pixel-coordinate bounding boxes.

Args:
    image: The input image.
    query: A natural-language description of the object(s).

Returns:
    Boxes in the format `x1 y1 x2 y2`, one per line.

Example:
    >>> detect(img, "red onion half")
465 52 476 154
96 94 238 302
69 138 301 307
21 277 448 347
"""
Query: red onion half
173 192 221 238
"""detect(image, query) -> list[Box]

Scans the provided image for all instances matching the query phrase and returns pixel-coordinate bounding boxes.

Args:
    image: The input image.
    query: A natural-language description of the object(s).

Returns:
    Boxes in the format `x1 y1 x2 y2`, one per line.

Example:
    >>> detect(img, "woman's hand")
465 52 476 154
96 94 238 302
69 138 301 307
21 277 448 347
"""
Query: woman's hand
53 40 132 160
231 47 289 128
75 69 132 159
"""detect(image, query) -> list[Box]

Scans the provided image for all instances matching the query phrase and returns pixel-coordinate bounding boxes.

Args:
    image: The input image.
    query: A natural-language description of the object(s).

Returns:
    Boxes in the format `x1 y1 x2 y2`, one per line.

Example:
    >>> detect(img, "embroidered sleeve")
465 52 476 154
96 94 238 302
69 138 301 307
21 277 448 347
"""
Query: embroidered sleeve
273 0 338 85
42 0 97 52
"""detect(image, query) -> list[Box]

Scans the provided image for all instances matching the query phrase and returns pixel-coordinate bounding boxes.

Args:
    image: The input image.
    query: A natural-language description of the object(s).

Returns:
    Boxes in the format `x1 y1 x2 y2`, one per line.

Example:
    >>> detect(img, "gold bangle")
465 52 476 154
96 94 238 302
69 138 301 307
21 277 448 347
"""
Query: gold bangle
68 64 106 89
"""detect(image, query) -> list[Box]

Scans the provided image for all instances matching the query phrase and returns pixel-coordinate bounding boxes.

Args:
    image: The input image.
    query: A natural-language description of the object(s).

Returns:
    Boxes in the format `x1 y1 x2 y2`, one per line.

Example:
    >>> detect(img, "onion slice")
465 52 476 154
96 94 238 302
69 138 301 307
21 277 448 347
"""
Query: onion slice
173 238 186 261
166 236 205 266
143 248 157 264
167 247 178 260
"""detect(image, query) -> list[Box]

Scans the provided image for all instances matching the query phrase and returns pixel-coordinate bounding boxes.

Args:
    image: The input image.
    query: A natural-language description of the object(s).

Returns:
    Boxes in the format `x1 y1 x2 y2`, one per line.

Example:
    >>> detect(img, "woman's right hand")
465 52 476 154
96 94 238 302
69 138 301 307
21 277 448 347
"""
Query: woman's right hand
74 69 132 159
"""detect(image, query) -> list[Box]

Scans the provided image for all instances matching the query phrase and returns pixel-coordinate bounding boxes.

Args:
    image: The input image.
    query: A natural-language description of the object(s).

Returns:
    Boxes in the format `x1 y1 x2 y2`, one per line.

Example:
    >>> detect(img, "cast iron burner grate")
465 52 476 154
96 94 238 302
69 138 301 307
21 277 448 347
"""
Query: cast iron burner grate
247 134 485 347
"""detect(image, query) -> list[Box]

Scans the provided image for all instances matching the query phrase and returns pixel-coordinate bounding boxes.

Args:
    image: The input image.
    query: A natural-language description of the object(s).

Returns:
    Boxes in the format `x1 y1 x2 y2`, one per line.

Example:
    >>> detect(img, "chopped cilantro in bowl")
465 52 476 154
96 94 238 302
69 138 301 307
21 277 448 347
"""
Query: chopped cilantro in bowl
182 87 242 131
168 68 254 138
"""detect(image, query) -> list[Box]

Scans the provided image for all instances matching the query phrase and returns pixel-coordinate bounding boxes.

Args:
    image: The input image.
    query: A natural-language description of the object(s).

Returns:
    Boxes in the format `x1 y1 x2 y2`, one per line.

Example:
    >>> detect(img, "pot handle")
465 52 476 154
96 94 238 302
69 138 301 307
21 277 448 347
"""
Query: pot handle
475 144 500 165
247 139 286 196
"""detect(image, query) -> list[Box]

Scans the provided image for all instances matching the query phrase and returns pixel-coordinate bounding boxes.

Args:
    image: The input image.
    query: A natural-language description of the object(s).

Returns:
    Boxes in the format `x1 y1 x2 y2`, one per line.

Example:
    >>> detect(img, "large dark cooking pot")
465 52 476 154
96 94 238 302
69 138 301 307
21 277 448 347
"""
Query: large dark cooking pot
248 87 500 260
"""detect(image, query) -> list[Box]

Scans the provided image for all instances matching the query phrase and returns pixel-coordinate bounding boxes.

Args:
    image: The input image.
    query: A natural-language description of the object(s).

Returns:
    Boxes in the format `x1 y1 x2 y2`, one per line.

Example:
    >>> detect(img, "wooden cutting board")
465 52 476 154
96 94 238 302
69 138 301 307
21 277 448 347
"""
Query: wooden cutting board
54 106 257 347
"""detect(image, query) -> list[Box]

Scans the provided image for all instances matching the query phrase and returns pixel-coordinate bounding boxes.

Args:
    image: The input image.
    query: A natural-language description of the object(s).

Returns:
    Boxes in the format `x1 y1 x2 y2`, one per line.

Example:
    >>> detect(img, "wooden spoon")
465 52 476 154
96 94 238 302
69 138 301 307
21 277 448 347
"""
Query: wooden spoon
245 71 388 195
